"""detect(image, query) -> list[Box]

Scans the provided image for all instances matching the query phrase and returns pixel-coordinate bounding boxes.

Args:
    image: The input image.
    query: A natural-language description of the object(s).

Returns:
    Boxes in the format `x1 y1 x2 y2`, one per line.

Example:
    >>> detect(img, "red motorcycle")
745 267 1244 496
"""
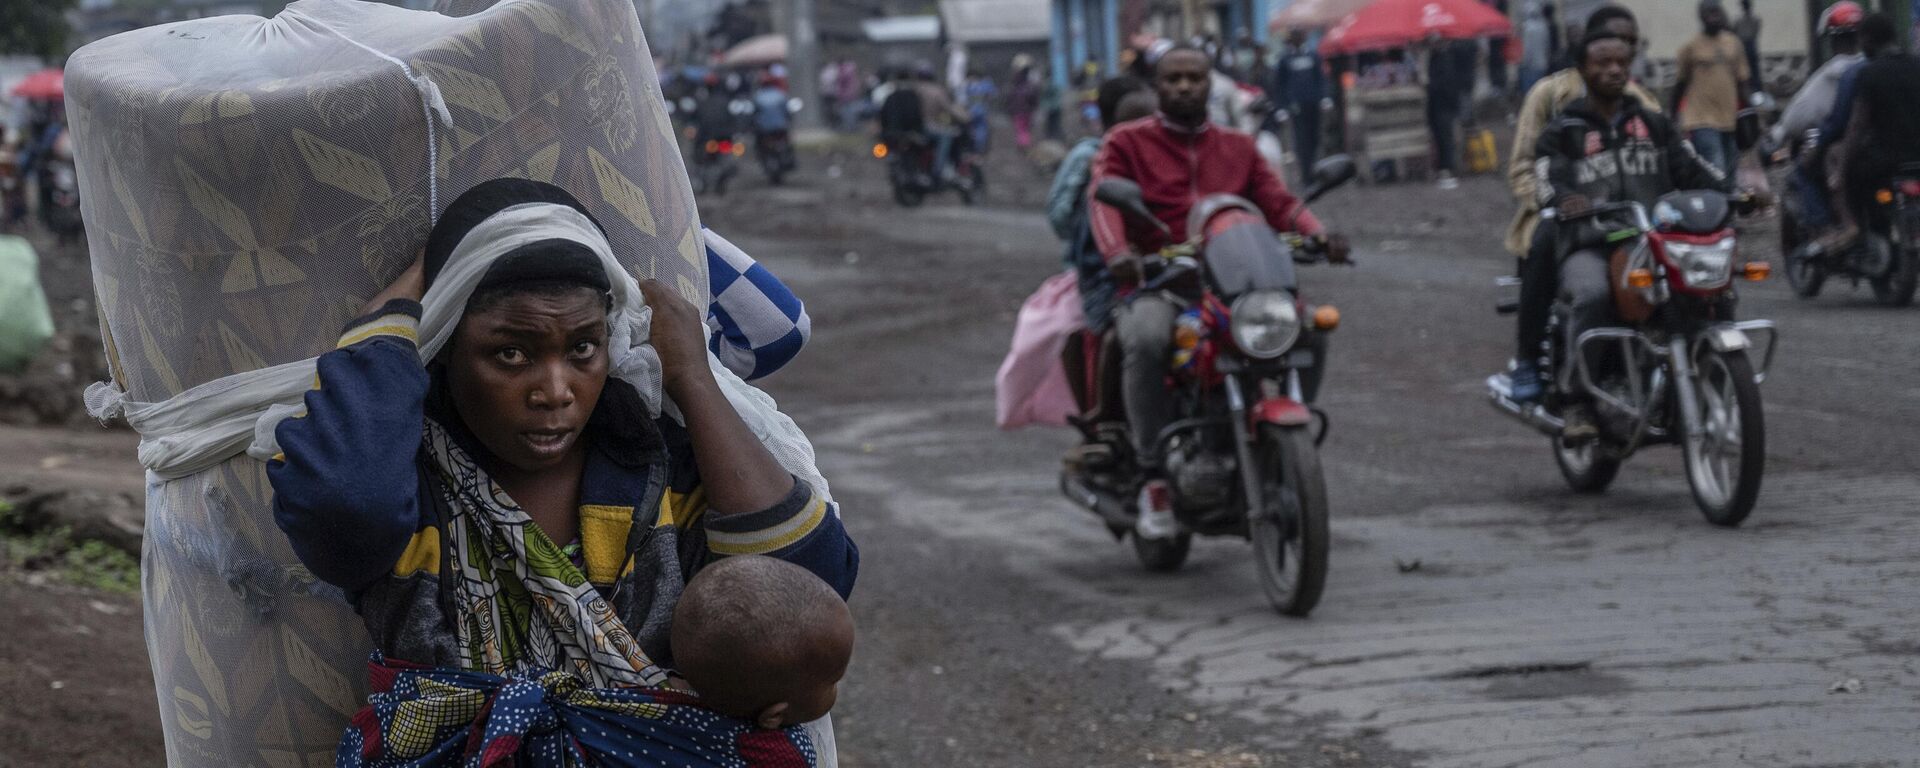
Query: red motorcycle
1059 156 1354 617
1490 190 1777 525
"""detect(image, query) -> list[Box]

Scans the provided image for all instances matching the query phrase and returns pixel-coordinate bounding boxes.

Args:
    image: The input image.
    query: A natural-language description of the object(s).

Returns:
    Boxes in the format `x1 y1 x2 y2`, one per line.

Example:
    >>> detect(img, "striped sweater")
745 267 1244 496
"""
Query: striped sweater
267 302 856 670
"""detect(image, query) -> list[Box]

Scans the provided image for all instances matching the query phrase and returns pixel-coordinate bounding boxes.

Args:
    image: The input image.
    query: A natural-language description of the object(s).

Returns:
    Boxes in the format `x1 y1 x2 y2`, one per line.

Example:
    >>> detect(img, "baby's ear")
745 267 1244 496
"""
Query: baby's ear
754 702 790 730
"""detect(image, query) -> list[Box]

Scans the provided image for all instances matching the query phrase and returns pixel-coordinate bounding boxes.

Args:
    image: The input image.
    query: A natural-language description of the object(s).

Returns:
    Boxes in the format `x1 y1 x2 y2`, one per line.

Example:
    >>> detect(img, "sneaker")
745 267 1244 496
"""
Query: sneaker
1135 479 1178 540
1509 361 1543 403
1562 404 1599 442
1437 172 1460 190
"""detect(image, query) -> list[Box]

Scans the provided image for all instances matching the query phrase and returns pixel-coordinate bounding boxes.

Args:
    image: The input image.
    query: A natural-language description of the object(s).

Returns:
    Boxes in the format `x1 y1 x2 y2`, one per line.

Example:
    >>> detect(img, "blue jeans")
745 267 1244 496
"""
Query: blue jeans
1688 129 1739 180
1789 165 1834 232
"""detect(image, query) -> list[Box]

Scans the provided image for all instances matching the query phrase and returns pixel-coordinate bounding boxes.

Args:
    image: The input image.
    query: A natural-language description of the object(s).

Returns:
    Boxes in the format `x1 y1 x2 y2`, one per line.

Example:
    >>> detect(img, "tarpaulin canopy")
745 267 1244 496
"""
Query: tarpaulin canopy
939 0 1052 43
1320 0 1512 55
721 33 787 67
9 68 62 101
1269 0 1375 33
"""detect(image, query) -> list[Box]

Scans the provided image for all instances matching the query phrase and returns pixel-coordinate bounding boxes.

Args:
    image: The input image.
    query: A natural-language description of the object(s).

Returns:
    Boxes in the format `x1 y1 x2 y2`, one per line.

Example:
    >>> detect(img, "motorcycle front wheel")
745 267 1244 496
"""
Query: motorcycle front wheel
1251 425 1329 617
1685 350 1765 527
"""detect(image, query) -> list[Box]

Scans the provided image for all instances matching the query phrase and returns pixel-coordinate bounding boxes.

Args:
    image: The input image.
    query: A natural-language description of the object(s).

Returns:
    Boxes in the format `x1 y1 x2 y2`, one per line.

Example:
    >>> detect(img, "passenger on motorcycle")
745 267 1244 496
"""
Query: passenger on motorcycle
1767 3 1865 249
1505 4 1658 403
1534 31 1734 440
1089 44 1349 540
1813 12 1920 253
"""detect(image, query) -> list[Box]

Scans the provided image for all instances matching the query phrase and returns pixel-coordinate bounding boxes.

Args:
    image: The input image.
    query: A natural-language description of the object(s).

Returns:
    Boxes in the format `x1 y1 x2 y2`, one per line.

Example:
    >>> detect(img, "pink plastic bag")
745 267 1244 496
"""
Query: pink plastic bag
996 272 1086 429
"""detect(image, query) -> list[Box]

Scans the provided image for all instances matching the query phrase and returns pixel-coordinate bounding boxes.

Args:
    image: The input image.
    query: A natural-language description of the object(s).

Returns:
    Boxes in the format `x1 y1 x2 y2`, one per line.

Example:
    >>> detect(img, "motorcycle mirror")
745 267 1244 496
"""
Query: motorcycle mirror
1313 154 1359 192
1093 179 1171 235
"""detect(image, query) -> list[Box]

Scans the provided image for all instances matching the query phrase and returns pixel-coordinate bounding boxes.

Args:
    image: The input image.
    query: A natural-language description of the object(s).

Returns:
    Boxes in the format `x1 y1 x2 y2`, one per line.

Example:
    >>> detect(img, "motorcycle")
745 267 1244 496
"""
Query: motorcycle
1774 130 1920 306
690 134 745 196
1059 155 1357 617
39 133 82 242
874 131 985 208
754 97 803 186
1489 191 1778 526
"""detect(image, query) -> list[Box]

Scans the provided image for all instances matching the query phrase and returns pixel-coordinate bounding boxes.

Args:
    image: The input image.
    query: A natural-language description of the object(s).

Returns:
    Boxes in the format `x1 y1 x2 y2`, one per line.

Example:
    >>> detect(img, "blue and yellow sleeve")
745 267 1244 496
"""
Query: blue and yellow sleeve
266 299 430 593
682 478 859 600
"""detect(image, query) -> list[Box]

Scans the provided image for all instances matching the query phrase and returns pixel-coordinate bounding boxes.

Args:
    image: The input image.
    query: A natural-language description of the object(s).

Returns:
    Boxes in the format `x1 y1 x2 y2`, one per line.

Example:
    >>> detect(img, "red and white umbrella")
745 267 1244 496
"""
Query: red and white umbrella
9 69 63 101
1320 0 1511 55
1269 0 1376 34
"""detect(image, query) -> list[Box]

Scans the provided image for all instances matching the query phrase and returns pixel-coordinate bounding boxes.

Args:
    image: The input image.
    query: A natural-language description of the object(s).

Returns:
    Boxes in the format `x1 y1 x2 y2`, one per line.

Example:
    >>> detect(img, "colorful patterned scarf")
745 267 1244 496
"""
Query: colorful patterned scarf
421 421 666 688
340 654 817 768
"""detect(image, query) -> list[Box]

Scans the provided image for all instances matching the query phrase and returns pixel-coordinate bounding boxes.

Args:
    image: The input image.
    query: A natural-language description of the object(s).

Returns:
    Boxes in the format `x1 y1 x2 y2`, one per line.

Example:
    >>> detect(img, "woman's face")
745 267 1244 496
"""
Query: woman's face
446 287 610 474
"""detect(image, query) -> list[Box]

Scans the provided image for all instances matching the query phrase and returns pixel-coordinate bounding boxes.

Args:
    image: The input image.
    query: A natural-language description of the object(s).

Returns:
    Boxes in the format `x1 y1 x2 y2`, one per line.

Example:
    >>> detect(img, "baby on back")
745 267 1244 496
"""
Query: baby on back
672 555 856 729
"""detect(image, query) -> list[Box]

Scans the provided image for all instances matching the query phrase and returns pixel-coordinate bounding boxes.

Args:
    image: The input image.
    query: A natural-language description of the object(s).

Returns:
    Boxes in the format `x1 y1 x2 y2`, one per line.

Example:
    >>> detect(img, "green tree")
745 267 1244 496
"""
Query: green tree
0 0 77 61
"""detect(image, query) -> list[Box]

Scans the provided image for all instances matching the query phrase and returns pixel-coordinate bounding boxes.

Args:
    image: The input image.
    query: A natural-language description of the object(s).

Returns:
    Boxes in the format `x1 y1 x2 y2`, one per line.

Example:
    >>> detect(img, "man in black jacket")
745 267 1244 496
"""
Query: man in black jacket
1533 31 1733 438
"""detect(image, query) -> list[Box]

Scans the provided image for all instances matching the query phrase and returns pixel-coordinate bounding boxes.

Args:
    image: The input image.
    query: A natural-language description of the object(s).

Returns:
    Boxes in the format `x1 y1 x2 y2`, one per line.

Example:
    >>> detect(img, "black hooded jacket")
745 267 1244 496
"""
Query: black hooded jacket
1534 95 1732 215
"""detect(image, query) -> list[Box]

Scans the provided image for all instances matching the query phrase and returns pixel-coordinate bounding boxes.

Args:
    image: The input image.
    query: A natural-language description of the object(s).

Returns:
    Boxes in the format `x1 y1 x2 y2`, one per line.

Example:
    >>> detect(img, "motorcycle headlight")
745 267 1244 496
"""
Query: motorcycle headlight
1229 290 1301 359
1666 237 1736 289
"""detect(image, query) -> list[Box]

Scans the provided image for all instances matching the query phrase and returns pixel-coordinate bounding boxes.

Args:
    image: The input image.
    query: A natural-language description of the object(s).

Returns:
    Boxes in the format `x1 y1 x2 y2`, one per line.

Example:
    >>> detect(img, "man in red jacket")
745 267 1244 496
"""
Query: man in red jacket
1089 45 1348 540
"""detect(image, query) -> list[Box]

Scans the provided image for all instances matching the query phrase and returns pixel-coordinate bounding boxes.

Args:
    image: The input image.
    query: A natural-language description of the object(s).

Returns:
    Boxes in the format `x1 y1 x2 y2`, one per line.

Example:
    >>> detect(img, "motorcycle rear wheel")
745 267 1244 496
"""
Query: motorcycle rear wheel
1131 531 1192 572
1686 350 1765 527
1780 209 1826 298
1869 248 1918 307
1251 426 1329 617
1553 435 1621 493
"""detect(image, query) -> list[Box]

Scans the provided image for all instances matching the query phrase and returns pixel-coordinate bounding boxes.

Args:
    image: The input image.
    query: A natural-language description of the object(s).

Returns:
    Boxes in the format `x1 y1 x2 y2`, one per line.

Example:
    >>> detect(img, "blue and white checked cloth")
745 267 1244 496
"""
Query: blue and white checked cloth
704 228 811 381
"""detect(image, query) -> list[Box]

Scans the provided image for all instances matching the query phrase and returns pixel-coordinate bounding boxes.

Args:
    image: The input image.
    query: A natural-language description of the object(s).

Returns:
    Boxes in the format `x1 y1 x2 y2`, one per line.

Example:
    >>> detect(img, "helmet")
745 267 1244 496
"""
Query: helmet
1819 1 1864 36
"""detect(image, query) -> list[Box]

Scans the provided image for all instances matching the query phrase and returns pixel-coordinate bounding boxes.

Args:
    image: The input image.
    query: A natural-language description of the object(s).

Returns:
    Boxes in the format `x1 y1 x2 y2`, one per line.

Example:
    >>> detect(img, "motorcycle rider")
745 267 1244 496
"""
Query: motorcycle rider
1089 44 1349 540
910 63 969 185
1816 12 1920 253
1535 30 1734 439
1762 2 1864 250
1505 5 1660 403
751 71 794 173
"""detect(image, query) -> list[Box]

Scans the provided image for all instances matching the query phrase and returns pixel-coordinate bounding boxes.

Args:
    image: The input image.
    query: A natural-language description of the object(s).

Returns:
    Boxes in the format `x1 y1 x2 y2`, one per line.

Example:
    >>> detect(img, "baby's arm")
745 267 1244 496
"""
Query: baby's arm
267 299 429 592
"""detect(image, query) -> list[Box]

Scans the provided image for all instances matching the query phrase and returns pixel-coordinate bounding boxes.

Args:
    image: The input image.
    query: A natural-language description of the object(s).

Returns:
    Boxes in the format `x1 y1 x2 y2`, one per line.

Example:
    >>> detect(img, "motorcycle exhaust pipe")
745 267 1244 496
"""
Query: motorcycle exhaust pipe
1059 472 1137 529
1486 376 1565 437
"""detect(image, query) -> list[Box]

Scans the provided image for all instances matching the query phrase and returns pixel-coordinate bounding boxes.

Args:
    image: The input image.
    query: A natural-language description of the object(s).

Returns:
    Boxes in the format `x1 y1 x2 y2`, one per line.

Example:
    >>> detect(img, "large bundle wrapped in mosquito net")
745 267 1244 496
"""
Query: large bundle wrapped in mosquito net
64 1 830 764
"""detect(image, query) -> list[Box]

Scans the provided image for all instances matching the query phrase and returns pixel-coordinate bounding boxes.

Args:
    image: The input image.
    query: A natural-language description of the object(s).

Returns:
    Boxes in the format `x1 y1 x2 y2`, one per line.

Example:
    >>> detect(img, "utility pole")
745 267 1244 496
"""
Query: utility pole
776 0 825 131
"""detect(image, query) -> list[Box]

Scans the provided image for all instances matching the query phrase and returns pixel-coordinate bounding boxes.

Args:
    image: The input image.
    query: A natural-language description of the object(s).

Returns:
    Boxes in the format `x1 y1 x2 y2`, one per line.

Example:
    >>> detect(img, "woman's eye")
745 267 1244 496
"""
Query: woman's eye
495 348 527 365
571 341 600 358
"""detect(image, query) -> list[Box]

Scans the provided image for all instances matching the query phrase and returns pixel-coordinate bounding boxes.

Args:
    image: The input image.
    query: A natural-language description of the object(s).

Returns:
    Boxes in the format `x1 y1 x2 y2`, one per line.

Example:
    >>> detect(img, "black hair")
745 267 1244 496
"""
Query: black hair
1862 12 1898 52
1577 31 1634 67
1096 75 1151 129
1583 5 1637 36
1153 44 1210 75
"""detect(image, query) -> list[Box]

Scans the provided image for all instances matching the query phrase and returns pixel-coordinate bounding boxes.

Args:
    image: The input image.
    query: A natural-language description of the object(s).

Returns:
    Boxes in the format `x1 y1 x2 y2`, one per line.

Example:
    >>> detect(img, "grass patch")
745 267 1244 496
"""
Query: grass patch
0 501 140 595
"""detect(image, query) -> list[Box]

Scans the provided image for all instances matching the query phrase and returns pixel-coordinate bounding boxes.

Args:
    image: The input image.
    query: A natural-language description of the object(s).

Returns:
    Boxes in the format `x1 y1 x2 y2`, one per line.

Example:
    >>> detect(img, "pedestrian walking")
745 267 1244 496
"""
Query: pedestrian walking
1425 37 1466 189
963 69 997 154
1272 28 1328 179
1672 0 1752 178
1040 70 1066 141
1007 64 1040 149
1519 2 1552 95
1733 0 1763 88
1485 0 1511 93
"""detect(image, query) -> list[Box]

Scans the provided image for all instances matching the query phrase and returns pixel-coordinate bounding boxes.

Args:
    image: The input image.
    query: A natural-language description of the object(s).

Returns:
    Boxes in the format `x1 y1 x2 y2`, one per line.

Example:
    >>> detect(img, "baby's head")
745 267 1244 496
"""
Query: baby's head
671 556 855 729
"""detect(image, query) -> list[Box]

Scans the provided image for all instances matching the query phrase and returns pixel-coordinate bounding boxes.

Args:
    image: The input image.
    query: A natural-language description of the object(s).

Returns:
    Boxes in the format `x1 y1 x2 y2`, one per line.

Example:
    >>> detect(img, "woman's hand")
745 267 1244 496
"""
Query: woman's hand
360 252 426 316
639 279 713 394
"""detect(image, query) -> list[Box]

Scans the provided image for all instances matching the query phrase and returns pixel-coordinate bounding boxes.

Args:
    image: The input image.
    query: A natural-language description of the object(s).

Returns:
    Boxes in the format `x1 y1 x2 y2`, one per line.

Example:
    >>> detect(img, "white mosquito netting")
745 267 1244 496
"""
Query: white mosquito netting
64 1 833 764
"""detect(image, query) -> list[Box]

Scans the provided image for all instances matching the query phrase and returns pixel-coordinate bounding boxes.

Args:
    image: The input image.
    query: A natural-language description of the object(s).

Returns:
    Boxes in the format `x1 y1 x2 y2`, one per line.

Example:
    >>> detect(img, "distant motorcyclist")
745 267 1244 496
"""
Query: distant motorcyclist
909 63 968 183
751 72 791 135
1764 2 1864 248
1088 44 1348 540
1534 31 1734 439
1814 12 1920 253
